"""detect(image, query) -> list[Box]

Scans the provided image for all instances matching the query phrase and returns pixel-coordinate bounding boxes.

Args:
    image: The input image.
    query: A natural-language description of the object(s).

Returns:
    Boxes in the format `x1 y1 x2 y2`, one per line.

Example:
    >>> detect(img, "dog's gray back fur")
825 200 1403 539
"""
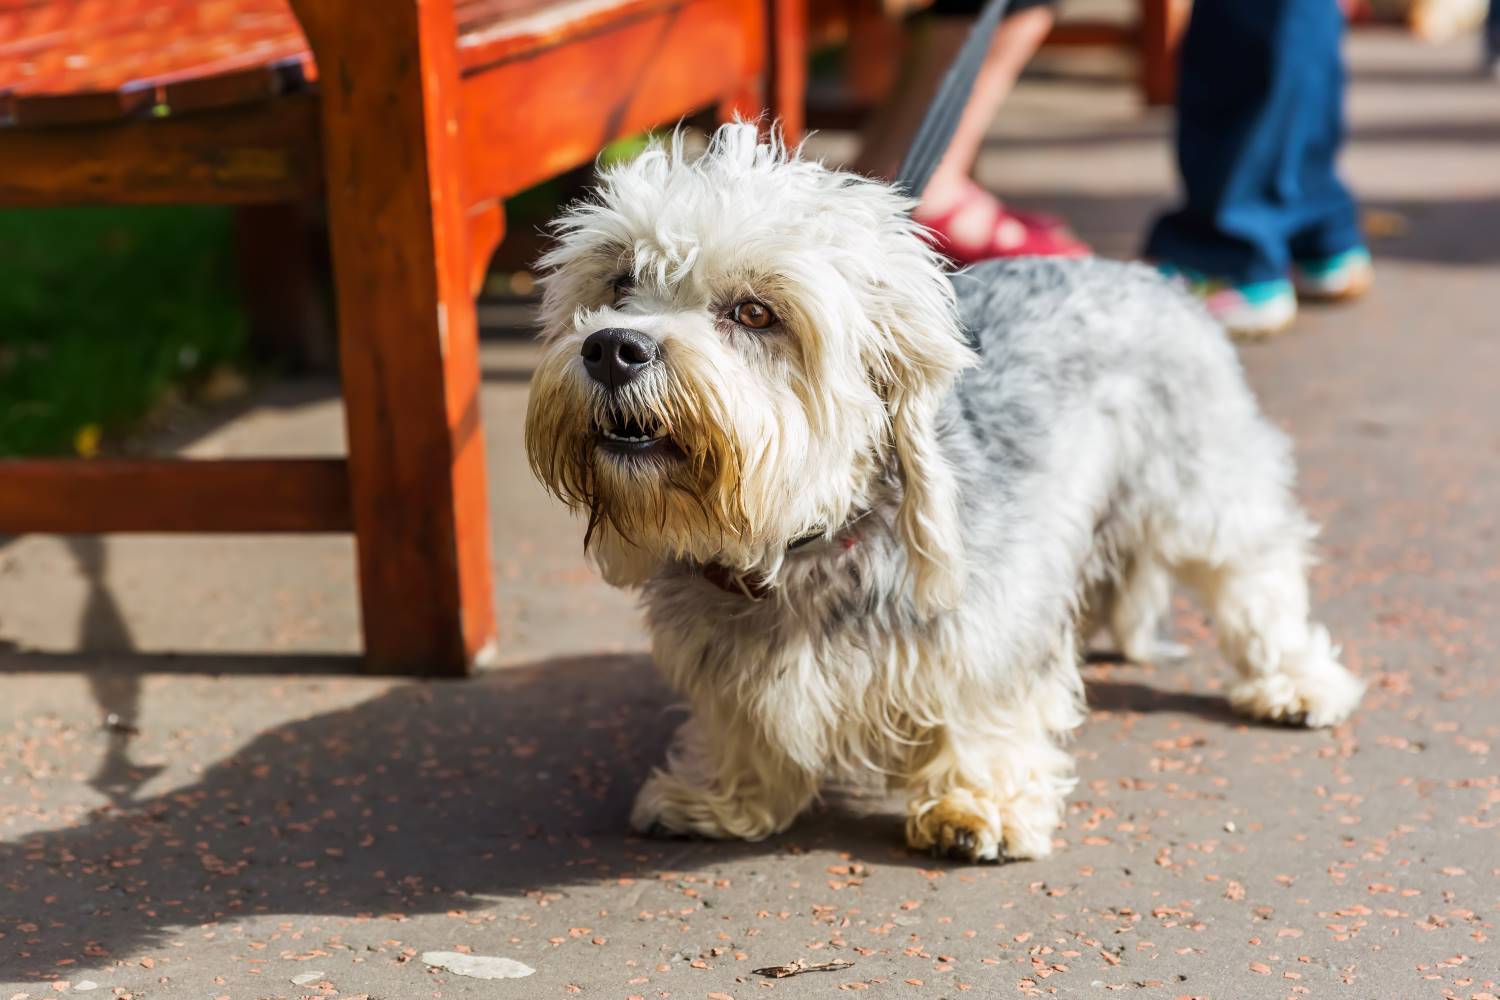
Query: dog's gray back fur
948 256 1264 502
893 256 1297 681
943 255 1294 603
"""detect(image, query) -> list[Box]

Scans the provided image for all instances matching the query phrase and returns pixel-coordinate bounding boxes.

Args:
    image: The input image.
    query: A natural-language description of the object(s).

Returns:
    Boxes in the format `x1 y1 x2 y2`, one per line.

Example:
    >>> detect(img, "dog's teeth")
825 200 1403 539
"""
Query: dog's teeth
600 425 662 444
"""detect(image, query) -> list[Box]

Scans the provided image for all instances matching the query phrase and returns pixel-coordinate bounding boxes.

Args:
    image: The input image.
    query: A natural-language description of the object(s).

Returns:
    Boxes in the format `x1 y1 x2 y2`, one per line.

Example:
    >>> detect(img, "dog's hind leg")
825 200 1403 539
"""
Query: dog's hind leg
904 662 1083 863
630 716 817 841
1108 553 1189 663
1181 533 1363 728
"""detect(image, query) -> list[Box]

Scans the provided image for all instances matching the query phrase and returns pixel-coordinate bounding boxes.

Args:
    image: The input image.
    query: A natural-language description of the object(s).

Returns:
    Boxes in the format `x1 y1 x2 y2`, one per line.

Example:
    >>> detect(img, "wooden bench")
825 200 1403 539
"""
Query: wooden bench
0 0 781 675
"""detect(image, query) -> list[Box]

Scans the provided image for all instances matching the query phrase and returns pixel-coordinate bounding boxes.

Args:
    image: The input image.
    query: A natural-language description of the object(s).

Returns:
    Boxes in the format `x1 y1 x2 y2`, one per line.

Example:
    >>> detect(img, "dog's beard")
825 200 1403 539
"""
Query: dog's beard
526 340 764 576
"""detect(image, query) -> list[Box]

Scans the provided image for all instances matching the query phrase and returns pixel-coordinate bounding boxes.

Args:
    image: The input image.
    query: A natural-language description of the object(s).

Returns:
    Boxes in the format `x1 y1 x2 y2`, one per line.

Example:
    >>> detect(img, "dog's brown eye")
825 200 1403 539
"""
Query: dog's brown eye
611 275 634 304
731 300 776 330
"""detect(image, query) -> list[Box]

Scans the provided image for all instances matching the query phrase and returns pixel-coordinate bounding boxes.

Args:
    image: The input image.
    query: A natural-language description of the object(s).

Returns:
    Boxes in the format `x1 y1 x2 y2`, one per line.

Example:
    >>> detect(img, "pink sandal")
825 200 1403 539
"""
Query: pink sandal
914 179 1090 265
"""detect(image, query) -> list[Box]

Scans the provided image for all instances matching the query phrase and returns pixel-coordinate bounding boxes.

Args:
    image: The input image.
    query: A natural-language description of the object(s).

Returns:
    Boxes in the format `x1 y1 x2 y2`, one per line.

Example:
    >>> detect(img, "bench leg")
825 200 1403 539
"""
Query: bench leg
721 0 804 138
765 0 807 141
294 0 498 676
1141 0 1188 106
718 86 766 130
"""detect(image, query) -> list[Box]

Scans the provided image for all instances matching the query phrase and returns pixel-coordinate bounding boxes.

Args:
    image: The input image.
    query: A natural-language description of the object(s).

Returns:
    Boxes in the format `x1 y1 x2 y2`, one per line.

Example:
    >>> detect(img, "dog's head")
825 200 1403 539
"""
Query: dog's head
525 124 974 611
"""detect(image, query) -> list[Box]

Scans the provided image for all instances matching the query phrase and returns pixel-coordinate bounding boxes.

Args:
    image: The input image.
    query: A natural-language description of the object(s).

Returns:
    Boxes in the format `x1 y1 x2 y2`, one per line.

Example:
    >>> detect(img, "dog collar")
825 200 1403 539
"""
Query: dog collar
697 514 866 600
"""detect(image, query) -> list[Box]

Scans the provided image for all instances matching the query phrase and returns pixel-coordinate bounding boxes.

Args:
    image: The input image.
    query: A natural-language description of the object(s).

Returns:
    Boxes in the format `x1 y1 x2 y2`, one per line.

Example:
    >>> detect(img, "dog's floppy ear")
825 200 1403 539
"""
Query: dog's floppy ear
883 320 973 616
868 226 976 616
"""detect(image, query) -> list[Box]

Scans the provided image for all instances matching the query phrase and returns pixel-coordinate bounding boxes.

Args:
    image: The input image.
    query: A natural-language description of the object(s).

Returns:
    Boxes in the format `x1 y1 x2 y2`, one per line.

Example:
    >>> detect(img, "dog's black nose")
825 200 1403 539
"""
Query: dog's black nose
581 328 658 388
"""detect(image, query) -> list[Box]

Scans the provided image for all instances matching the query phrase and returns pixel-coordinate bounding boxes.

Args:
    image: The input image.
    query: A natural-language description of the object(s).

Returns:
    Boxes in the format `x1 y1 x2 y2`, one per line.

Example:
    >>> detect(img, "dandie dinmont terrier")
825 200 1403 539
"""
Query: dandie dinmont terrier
525 125 1364 862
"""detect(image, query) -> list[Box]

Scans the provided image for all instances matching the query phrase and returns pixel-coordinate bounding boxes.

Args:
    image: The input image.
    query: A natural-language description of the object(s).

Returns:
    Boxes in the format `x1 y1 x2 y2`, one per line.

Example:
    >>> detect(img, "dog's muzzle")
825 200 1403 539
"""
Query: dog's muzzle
582 328 658 389
580 327 677 458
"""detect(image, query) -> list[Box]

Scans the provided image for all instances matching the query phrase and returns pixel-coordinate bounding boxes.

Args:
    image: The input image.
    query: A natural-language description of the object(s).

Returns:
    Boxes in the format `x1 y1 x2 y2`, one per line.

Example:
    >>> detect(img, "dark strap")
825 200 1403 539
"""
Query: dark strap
697 513 870 599
700 562 774 600
894 0 1013 201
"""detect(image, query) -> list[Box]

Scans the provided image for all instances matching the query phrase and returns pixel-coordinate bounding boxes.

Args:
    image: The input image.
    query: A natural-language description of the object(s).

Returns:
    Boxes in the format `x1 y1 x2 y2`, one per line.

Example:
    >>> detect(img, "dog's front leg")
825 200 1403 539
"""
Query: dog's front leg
630 715 817 842
902 674 1082 863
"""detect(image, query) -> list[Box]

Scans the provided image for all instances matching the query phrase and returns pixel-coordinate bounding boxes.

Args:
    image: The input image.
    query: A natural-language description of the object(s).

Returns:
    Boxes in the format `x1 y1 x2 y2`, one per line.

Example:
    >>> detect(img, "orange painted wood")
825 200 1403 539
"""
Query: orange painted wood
0 0 315 126
466 200 506 298
0 459 351 533
459 0 694 69
1139 0 1187 106
159 58 307 116
0 92 321 205
458 0 765 206
1046 21 1136 48
291 0 497 677
844 10 902 105
6 87 154 126
766 0 806 140
2 0 757 128
718 82 766 131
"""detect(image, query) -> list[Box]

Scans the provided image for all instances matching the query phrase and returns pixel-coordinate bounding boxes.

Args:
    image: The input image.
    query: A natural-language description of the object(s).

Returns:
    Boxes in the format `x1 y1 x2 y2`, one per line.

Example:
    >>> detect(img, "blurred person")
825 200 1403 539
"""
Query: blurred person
1366 0 1497 71
1146 0 1374 338
1486 0 1500 76
1367 0 1490 41
854 0 1090 262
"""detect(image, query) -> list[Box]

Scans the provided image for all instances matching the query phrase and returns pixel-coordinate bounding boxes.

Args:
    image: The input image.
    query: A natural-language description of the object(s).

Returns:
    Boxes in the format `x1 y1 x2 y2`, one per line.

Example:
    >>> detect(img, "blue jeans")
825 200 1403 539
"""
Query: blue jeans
1145 0 1363 284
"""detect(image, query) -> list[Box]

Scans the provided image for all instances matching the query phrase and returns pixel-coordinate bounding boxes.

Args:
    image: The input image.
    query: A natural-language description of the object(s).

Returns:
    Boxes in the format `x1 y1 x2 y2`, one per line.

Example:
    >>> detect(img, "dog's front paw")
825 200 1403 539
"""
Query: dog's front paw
907 794 1006 863
1229 629 1364 728
906 788 1059 863
900 761 1068 863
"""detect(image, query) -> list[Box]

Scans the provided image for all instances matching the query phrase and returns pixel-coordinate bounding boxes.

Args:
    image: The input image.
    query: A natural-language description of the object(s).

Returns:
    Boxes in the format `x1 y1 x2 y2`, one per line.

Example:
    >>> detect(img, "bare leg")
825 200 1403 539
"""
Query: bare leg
854 5 1054 213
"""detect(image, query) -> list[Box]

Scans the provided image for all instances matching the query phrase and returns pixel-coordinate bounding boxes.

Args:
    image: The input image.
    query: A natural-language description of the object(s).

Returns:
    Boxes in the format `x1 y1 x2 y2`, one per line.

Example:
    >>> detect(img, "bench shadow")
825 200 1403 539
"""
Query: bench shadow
0 652 900 981
0 651 366 675
0 646 1255 981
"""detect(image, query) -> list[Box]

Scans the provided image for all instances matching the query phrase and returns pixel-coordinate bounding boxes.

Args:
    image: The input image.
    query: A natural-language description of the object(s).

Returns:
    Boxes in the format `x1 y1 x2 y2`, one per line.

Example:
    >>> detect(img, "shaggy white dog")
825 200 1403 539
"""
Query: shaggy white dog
525 125 1364 862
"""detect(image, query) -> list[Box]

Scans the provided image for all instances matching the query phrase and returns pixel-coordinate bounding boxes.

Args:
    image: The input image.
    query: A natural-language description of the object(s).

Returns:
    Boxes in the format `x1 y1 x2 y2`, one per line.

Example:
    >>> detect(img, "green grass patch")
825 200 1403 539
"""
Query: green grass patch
0 206 248 456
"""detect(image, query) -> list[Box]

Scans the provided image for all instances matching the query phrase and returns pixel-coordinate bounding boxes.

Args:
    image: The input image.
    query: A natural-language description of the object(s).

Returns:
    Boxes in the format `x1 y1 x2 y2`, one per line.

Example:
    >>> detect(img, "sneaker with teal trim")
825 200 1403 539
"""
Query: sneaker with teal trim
1293 246 1373 302
1157 264 1298 340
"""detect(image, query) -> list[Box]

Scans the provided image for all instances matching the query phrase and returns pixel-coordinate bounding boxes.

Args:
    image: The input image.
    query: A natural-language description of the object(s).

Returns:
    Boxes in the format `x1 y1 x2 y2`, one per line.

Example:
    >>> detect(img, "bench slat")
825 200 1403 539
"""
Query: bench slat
1 0 311 124
461 0 763 203
0 457 352 533
0 91 322 205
